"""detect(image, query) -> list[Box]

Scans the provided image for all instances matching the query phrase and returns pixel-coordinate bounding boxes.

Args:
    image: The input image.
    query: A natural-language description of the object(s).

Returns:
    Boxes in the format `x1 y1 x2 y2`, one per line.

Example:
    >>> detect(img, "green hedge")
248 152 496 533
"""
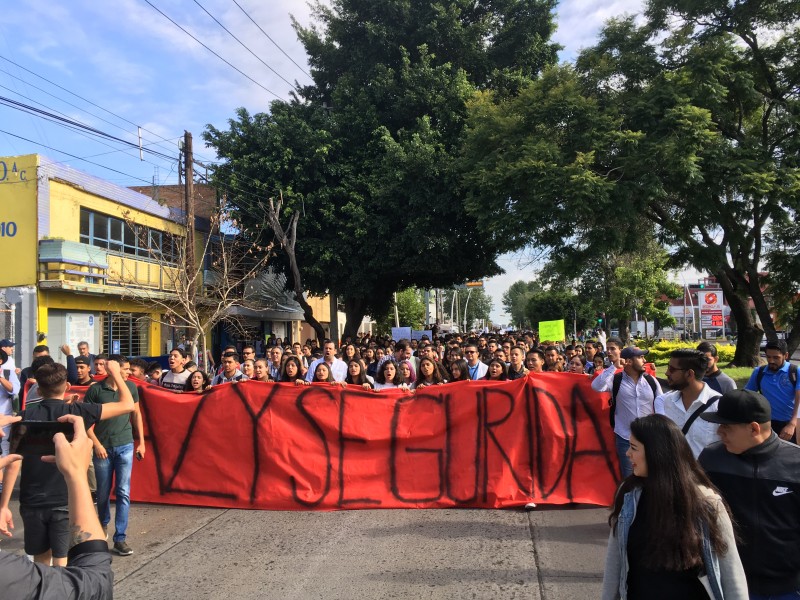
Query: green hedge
638 341 735 363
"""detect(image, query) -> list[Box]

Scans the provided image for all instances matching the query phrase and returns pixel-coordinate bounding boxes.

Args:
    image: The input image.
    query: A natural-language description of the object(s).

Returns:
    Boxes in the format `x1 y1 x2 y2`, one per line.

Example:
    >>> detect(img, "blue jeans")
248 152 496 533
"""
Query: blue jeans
750 592 800 599
615 434 633 479
94 442 133 543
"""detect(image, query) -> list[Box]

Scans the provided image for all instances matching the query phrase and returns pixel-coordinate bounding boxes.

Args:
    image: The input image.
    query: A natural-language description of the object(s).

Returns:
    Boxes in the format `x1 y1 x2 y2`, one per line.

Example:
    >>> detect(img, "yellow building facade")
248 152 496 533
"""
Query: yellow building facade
0 154 199 360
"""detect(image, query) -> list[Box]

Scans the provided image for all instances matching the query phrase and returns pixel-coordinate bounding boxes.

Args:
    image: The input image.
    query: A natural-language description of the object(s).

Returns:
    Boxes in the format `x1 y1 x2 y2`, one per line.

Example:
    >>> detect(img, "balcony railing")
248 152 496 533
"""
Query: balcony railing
38 239 181 294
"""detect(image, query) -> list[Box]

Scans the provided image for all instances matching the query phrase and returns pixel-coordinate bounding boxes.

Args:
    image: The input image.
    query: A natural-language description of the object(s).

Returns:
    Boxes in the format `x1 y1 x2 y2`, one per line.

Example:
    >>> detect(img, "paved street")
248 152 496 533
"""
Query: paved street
1 493 608 599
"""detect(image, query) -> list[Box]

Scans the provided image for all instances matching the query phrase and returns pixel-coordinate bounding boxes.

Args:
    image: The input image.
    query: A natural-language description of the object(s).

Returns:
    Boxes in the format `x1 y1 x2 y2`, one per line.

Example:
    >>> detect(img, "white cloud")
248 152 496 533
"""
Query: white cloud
553 0 646 59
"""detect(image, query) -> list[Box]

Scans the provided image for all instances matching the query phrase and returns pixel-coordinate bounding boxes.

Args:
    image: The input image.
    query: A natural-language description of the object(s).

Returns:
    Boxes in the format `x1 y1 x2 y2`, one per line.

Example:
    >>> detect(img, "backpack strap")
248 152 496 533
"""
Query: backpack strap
757 363 797 391
644 374 658 401
756 365 767 393
682 395 721 435
610 372 623 429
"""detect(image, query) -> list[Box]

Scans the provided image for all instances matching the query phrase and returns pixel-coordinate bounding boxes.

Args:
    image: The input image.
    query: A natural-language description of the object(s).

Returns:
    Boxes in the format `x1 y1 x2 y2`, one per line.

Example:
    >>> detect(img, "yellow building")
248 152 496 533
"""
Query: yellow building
0 154 305 362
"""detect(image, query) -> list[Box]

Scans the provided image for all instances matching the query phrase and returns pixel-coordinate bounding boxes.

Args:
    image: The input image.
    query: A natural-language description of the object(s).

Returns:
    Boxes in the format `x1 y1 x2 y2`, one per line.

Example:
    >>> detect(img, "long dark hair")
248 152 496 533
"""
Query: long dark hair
448 358 470 382
483 358 508 381
609 415 730 571
345 359 371 387
313 362 334 383
280 356 304 383
417 357 444 384
183 370 210 391
376 359 403 385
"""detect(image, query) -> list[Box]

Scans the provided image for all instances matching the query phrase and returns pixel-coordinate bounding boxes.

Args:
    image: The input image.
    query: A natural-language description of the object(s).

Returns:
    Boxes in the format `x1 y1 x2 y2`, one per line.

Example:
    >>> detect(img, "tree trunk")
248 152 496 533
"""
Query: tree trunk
726 290 762 367
342 296 367 341
715 268 761 366
265 197 326 342
746 269 779 344
786 323 800 358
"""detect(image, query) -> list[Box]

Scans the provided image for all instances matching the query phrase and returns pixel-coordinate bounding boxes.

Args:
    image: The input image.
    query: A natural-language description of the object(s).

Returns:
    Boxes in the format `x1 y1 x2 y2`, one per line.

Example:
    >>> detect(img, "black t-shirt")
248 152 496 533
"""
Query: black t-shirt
18 400 102 508
627 489 710 600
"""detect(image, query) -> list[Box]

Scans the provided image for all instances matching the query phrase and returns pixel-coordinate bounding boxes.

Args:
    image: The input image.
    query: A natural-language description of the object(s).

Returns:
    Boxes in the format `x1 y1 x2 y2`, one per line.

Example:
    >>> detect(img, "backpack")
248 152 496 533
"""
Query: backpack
609 371 658 429
756 363 798 393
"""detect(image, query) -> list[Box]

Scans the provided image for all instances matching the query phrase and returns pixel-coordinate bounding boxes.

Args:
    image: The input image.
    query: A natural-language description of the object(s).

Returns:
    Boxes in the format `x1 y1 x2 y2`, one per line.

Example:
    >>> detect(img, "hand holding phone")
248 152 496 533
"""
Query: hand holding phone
9 421 74 456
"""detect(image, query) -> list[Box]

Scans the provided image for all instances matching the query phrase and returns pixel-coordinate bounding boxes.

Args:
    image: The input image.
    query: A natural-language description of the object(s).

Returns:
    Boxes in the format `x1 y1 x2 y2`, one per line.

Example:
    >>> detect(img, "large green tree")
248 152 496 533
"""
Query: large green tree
541 239 681 342
204 0 559 340
462 0 800 365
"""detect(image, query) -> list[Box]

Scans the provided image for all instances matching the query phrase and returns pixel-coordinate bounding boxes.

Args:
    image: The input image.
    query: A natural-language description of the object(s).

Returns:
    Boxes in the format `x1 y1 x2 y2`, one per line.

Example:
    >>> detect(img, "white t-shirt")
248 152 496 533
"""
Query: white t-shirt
160 369 191 391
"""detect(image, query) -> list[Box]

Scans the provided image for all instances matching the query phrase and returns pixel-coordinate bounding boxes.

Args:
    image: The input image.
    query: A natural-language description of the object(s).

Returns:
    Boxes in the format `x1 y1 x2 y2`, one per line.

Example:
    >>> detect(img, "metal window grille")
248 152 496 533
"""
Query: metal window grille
103 312 149 358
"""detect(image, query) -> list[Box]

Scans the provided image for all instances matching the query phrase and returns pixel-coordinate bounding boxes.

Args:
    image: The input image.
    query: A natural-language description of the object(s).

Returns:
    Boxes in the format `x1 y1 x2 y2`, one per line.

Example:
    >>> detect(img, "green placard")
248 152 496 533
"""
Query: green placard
538 319 566 342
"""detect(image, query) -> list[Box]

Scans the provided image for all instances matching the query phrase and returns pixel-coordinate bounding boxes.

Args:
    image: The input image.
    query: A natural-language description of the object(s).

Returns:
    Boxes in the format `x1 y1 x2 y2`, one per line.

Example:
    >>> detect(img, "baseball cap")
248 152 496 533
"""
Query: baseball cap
620 346 648 359
74 356 91 366
0 339 14 347
700 389 771 425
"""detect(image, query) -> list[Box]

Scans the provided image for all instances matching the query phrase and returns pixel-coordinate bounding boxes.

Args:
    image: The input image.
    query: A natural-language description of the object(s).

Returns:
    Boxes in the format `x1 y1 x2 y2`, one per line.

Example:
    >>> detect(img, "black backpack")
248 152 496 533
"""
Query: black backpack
609 371 658 429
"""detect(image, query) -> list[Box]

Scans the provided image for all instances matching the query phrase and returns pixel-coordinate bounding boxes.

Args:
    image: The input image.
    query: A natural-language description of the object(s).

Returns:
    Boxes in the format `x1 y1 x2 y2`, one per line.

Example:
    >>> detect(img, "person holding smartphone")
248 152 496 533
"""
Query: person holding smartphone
0 360 134 567
0 413 113 598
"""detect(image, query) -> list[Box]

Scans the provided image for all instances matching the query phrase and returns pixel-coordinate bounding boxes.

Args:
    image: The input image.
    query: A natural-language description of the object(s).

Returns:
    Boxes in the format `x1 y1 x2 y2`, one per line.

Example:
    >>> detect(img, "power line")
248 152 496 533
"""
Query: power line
0 54 185 154
191 0 295 88
0 95 178 162
0 55 223 166
232 0 312 80
0 128 158 186
0 66 179 157
141 0 286 101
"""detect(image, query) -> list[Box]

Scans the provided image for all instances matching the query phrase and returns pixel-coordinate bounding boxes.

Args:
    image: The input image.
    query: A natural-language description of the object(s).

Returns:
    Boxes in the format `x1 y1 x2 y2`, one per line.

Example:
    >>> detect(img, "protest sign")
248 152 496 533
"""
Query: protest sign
538 320 566 342
391 327 412 341
411 330 433 341
130 375 619 510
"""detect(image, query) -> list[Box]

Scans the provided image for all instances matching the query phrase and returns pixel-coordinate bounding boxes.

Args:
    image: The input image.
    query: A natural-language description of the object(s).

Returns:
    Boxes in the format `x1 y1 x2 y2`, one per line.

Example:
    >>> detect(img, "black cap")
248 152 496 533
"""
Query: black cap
700 389 771 424
0 339 14 348
620 346 648 359
74 356 91 366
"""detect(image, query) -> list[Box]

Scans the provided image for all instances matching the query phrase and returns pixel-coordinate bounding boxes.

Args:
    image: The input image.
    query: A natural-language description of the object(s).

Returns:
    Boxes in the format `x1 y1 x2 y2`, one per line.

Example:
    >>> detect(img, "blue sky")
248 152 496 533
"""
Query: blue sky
0 0 647 323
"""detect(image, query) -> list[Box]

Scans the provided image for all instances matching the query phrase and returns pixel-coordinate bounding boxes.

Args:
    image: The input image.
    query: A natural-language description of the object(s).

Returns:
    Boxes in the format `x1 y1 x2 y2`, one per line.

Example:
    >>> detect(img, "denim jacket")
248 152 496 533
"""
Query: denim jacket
601 485 748 600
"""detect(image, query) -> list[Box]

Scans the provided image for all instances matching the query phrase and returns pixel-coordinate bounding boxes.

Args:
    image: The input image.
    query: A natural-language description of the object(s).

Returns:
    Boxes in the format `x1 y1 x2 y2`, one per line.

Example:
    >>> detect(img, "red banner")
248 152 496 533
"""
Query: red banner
129 374 619 510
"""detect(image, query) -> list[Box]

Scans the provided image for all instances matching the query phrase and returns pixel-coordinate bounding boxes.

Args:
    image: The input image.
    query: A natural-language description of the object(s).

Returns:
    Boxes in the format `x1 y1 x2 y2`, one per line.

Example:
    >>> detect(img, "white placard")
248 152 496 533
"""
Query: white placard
66 313 95 350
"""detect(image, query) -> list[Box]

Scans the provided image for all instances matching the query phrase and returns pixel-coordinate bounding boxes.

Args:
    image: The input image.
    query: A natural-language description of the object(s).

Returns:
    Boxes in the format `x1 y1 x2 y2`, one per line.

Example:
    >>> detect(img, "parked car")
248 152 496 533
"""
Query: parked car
760 331 787 351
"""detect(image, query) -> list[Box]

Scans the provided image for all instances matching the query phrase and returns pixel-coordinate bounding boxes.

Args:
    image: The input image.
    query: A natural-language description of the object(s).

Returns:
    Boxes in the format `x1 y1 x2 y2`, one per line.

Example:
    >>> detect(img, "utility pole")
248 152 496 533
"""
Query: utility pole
184 131 195 299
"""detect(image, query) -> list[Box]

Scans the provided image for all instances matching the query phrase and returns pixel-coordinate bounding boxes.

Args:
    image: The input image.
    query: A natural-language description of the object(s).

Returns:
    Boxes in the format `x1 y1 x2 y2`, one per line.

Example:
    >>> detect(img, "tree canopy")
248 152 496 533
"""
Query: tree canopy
461 0 800 364
204 0 560 339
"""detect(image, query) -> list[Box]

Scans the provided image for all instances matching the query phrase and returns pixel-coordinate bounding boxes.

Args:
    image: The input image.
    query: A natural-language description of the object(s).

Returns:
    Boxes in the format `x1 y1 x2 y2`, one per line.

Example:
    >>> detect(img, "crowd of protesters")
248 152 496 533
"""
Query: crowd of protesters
1 330 798 600
144 330 627 394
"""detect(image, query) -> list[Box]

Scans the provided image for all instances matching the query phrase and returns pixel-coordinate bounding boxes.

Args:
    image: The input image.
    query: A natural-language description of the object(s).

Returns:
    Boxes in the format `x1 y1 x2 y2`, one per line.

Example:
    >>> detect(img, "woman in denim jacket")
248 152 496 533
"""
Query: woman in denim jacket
602 415 748 600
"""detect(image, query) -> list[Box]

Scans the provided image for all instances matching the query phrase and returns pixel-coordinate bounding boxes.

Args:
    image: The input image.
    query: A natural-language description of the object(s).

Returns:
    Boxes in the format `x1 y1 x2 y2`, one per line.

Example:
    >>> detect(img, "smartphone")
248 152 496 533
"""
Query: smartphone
8 421 74 456
136 451 143 461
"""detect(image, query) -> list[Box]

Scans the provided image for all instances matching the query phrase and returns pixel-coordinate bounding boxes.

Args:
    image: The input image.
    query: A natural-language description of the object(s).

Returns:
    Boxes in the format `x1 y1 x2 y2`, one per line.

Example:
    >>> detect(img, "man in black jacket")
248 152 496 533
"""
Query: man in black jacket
699 389 800 598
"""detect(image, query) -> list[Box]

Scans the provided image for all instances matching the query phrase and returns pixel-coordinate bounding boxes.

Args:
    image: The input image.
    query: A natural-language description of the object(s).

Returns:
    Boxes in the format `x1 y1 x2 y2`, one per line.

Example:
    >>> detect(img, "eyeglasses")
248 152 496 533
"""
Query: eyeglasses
465 350 477 354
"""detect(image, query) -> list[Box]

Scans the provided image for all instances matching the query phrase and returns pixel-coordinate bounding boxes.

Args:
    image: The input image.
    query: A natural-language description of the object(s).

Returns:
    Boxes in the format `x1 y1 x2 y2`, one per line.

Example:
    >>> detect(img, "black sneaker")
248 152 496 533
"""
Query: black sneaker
113 541 133 556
